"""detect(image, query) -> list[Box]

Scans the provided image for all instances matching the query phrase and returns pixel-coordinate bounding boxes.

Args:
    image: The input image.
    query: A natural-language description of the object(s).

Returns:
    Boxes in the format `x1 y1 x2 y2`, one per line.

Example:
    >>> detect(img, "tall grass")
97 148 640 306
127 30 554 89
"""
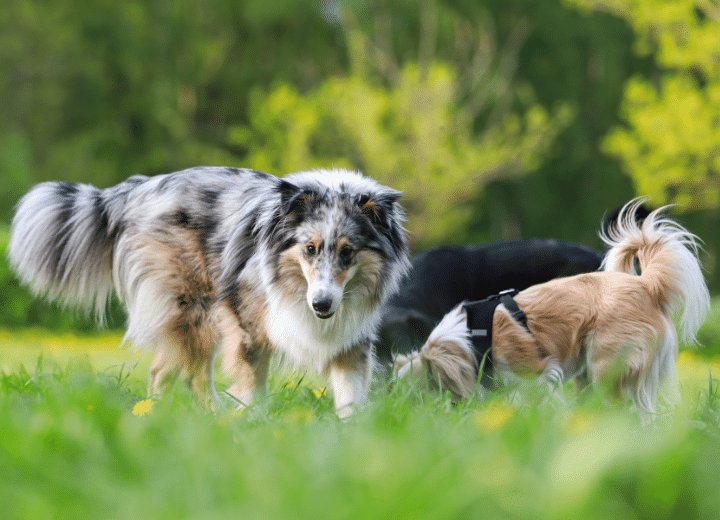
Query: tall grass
2 301 720 519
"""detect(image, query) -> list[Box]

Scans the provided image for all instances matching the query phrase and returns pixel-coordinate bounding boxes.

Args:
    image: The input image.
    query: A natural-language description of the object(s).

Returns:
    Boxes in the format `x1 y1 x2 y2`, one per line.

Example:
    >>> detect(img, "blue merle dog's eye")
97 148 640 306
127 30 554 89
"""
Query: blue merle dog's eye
339 246 354 265
305 244 317 257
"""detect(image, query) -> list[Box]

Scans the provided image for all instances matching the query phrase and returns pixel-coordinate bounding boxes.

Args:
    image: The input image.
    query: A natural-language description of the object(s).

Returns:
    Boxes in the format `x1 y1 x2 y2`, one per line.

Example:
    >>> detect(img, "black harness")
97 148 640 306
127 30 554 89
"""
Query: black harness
463 289 532 388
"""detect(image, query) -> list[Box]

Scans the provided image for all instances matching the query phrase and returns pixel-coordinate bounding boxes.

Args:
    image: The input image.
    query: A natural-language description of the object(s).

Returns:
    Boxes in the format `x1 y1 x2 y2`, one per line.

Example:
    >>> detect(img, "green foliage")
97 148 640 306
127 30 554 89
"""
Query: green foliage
566 0 720 209
697 296 720 357
232 62 572 247
0 132 32 222
0 0 346 187
605 74 720 208
2 346 720 519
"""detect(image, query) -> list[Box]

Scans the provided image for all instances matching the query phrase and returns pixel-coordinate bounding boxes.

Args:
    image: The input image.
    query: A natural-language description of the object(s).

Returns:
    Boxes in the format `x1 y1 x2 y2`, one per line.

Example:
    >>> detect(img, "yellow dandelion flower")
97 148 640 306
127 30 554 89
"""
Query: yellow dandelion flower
132 399 154 417
563 409 594 435
313 388 327 399
87 405 93 411
474 402 514 431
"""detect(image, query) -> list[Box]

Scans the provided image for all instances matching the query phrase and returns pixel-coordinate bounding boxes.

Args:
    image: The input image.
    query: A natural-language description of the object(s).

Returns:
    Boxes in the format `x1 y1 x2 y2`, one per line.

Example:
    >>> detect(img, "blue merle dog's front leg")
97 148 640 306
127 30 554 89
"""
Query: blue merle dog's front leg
328 342 373 419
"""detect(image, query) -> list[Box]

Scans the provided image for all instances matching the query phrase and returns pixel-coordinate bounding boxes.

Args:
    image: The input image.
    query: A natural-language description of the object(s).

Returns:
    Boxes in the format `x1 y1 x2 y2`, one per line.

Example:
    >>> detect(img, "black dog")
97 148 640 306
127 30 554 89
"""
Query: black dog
376 205 651 363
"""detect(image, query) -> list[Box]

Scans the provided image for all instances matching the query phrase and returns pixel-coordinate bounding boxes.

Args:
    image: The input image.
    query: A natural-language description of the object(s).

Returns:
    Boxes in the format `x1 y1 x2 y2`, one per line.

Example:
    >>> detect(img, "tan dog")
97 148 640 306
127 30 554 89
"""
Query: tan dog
394 200 710 422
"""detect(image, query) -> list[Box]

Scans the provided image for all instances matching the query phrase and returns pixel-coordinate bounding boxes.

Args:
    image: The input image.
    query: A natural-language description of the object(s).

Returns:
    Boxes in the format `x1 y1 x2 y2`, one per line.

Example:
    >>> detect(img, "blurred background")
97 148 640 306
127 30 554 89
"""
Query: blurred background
1 0 718 331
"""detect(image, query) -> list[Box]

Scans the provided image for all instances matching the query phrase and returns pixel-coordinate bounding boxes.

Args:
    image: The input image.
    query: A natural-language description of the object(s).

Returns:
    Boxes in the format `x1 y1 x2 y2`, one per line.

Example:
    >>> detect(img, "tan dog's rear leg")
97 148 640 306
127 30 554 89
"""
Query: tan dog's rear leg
540 357 566 404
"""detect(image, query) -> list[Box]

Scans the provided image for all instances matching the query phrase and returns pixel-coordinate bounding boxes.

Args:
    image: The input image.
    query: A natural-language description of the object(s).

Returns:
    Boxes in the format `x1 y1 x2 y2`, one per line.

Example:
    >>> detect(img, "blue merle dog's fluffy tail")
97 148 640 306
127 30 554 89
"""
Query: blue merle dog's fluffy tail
8 181 124 322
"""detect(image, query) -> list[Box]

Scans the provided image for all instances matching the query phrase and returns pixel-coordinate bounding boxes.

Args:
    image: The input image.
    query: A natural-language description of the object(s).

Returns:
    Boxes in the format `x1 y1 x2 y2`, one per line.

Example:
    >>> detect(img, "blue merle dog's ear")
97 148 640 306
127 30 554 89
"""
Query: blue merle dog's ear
278 180 318 216
356 191 403 226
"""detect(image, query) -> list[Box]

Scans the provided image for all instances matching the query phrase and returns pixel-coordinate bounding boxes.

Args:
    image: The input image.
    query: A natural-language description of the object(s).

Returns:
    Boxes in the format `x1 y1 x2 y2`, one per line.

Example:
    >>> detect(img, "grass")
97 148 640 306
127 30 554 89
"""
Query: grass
2 303 720 519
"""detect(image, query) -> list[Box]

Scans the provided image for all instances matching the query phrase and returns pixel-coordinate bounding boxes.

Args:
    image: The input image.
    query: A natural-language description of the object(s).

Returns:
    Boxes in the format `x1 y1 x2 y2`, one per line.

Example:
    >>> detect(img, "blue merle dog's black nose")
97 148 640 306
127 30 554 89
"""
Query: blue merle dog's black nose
312 297 333 316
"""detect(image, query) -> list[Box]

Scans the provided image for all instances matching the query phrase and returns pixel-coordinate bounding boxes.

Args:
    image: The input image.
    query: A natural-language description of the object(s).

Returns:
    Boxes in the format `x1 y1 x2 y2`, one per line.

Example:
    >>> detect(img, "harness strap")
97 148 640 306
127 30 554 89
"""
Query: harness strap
499 294 530 333
463 289 532 389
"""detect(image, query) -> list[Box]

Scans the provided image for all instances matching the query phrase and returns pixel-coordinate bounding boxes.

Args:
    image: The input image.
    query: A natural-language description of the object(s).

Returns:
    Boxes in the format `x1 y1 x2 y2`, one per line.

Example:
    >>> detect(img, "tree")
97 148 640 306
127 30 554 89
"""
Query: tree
566 0 720 209
230 3 573 247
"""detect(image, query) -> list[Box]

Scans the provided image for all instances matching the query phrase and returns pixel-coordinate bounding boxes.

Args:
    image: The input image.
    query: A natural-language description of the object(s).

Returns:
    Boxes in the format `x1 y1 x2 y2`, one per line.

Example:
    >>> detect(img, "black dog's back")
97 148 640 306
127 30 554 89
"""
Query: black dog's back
376 238 604 362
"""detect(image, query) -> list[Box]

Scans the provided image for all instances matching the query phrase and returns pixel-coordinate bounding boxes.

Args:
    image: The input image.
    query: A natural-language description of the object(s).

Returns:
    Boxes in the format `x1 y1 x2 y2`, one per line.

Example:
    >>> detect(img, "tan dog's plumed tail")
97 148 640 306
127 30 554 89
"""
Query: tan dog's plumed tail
600 198 710 345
